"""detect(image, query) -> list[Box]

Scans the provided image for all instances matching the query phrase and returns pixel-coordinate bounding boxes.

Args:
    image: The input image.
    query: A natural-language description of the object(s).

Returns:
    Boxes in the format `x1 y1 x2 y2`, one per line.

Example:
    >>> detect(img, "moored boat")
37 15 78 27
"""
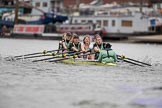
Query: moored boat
55 23 101 35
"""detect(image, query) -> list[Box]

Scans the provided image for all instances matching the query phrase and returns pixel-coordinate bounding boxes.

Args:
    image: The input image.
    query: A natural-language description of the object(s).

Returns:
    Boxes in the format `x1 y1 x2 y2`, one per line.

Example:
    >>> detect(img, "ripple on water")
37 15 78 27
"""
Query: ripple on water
131 97 162 108
73 100 119 108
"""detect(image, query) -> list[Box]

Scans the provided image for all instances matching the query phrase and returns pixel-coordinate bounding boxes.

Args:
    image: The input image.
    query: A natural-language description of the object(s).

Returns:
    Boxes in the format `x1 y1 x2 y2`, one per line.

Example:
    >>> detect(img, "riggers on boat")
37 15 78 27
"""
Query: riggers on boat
61 58 117 66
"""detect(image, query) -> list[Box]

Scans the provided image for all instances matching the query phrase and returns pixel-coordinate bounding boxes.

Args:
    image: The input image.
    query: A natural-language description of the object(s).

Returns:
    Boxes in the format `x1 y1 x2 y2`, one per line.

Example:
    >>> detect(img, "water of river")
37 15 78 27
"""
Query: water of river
0 38 162 108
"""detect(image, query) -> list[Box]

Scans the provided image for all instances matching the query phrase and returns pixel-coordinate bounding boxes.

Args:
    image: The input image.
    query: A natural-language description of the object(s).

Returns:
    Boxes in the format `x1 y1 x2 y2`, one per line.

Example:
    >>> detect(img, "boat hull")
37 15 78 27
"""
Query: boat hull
61 58 117 66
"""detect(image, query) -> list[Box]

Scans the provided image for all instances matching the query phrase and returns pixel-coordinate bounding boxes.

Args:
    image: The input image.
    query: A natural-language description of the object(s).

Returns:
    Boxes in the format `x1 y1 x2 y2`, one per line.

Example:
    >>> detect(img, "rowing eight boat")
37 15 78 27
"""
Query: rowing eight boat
61 58 117 66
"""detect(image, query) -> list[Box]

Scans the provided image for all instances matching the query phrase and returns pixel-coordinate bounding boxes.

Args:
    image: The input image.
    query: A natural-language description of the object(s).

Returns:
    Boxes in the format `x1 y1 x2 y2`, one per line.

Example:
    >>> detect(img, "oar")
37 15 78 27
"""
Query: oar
117 56 144 67
32 55 65 62
48 56 73 62
16 51 74 60
15 53 54 60
123 56 151 66
48 51 94 62
118 55 151 66
120 59 144 67
5 48 65 60
32 51 77 62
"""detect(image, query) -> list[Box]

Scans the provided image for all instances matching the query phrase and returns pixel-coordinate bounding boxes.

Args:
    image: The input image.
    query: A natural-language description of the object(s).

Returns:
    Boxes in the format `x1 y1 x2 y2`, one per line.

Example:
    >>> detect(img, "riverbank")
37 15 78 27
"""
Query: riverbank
128 35 162 43
1 34 162 44
0 33 62 40
103 34 162 44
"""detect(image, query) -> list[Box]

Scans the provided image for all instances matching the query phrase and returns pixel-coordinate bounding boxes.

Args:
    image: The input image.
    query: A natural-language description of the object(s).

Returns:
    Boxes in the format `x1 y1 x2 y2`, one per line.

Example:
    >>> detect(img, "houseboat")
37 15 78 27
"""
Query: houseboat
11 22 101 40
71 12 159 39
55 23 101 35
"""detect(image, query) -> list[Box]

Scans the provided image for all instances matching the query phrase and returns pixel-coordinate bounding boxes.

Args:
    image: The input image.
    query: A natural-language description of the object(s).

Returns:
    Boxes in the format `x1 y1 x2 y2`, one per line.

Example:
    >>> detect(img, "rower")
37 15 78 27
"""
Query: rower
69 34 81 52
93 34 107 59
97 43 117 63
58 32 72 52
81 35 94 59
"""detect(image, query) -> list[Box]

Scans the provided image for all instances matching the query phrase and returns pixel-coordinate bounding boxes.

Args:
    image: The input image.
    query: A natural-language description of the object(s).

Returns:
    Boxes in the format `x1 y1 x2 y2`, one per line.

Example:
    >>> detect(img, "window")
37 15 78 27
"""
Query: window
88 20 93 24
157 3 161 9
74 20 78 23
81 20 86 23
43 2 48 7
71 27 75 30
65 27 68 30
103 20 108 26
77 27 82 29
112 20 115 26
35 2 40 7
96 20 101 27
121 20 132 27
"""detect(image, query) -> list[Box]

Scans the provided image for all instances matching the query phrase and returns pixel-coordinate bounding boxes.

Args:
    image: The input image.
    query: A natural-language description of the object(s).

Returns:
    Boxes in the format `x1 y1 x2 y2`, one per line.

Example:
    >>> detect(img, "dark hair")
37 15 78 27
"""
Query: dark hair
104 43 112 49
66 32 71 36
73 33 79 39
95 34 101 39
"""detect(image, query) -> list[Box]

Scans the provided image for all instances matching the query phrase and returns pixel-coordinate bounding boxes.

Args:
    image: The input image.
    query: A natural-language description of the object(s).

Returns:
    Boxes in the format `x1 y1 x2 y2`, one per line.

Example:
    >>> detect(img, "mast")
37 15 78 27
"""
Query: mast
76 0 80 11
140 0 143 13
14 0 19 24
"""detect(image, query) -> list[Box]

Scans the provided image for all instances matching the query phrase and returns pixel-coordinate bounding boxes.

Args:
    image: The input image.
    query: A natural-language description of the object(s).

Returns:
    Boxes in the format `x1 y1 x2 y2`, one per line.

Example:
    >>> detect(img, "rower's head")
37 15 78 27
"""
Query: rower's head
66 32 72 40
95 34 102 45
104 43 112 50
62 33 66 39
83 35 90 45
73 34 79 44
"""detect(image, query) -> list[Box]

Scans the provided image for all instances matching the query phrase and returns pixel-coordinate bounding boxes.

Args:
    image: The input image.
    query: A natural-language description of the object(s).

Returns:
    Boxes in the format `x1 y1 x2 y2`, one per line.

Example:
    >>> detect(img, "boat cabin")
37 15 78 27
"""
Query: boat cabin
71 12 156 38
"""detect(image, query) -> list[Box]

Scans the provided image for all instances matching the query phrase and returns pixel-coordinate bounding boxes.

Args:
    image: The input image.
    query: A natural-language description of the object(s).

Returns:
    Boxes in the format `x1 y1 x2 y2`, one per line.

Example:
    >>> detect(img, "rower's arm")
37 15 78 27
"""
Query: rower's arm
97 51 102 62
62 42 67 50
81 43 86 52
114 53 118 62
71 47 79 52
94 46 100 52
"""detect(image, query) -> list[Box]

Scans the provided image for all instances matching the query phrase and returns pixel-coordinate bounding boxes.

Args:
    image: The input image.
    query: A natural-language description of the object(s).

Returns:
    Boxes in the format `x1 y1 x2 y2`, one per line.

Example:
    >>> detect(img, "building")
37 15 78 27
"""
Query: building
0 0 154 16
31 0 64 15
150 0 162 14
63 0 150 9
0 0 32 16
